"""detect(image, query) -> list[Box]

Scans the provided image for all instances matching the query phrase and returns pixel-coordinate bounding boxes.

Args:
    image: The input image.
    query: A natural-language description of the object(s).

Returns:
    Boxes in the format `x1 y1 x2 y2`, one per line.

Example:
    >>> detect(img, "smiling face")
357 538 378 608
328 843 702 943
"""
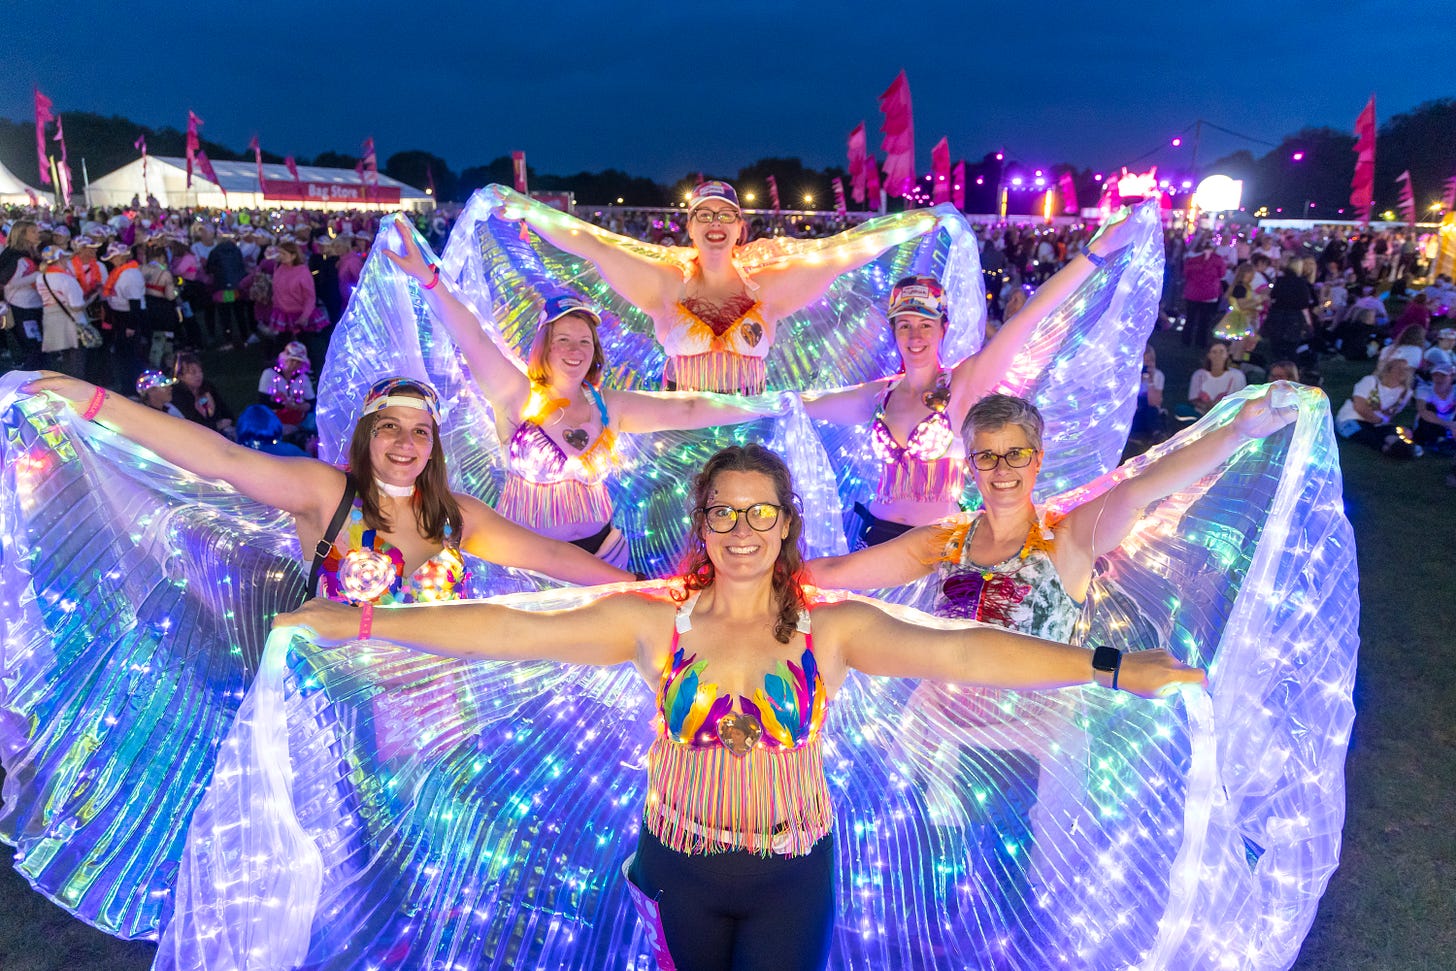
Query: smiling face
701 470 791 582
892 312 946 368
1206 343 1230 372
367 401 436 489
688 203 742 252
967 423 1043 513
543 313 599 386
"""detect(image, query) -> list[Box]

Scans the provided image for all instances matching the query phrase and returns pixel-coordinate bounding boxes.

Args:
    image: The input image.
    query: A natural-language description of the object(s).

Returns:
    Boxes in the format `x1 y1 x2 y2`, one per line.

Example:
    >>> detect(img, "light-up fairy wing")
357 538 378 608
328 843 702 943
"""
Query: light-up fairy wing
993 200 1167 502
0 372 303 940
159 377 1355 971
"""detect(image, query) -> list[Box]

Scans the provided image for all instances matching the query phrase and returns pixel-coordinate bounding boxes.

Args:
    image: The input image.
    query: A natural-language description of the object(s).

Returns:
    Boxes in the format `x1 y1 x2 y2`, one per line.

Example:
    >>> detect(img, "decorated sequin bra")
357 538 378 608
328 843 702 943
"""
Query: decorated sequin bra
645 593 832 857
661 290 772 394
498 383 618 528
870 373 967 504
315 496 466 605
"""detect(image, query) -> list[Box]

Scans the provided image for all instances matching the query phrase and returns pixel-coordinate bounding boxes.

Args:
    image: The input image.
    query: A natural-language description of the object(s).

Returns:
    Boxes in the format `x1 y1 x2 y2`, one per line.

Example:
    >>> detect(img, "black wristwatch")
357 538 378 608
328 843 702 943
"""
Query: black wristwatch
1091 645 1122 690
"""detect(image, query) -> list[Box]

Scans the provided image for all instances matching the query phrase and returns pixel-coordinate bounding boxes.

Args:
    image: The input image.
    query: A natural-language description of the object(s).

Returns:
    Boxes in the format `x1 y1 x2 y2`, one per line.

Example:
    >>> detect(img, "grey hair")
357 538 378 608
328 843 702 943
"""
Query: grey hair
961 393 1045 451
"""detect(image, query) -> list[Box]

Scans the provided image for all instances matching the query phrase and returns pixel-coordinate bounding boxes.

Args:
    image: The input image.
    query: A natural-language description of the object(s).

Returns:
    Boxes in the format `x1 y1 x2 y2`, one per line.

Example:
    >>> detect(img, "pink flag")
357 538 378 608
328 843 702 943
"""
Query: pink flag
1058 171 1079 214
952 161 966 210
847 122 868 203
878 70 916 198
766 174 781 213
865 157 882 208
53 116 72 205
248 135 263 191
1443 175 1456 211
185 111 203 188
285 155 300 182
512 151 528 194
136 133 148 190
1396 171 1416 224
931 137 951 205
832 178 848 216
361 137 379 186
34 89 54 185
1350 96 1376 225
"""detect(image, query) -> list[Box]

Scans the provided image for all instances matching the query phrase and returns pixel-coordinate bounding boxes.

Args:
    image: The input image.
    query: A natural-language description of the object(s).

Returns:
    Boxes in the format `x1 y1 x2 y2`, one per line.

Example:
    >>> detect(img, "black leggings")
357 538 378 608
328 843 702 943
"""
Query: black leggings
628 827 836 971
852 502 916 550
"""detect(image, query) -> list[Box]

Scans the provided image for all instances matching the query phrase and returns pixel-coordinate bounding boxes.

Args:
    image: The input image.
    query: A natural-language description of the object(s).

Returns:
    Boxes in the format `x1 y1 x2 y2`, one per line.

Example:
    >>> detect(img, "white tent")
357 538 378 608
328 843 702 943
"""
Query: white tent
88 156 433 212
1 160 46 206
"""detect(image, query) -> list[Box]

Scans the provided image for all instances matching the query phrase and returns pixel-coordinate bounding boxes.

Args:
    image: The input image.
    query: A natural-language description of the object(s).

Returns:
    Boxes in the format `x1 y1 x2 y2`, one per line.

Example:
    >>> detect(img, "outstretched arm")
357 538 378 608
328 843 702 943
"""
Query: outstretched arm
24 373 339 518
606 388 780 435
799 380 883 426
951 207 1139 403
805 525 939 591
753 208 942 319
457 496 634 585
1064 385 1298 558
383 215 531 414
275 589 663 671
494 187 680 314
823 599 1203 699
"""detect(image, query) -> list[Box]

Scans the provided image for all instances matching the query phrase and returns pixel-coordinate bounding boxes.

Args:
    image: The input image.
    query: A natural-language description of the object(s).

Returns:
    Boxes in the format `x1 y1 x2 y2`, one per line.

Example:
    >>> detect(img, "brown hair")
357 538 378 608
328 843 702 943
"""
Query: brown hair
345 383 461 543
676 445 807 644
276 240 303 265
525 311 607 387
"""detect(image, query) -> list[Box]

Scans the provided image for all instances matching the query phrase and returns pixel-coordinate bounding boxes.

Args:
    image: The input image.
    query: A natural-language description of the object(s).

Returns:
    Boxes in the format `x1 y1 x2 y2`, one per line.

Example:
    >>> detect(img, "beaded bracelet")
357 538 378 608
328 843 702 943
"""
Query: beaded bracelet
81 386 107 421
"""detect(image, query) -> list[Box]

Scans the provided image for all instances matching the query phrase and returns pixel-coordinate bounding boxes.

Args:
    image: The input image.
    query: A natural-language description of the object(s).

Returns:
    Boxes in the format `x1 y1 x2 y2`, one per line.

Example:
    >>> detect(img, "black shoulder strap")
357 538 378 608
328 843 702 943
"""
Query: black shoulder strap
306 473 358 599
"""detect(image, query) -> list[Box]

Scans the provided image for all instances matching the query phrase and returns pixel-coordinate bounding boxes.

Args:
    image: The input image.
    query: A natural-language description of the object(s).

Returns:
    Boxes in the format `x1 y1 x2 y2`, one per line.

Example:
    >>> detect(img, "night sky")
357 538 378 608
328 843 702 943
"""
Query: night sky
6 1 1452 181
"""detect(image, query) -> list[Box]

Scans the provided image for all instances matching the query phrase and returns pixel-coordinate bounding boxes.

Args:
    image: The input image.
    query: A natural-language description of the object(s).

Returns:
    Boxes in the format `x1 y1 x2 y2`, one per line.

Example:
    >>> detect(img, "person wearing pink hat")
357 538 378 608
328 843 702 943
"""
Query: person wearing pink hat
494 180 947 395
259 339 316 433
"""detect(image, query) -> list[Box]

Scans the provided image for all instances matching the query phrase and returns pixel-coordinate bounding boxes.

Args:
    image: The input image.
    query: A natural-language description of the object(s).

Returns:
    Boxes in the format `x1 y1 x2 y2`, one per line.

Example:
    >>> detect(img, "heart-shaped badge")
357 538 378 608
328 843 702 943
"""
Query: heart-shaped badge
563 428 590 451
740 320 764 347
716 711 763 757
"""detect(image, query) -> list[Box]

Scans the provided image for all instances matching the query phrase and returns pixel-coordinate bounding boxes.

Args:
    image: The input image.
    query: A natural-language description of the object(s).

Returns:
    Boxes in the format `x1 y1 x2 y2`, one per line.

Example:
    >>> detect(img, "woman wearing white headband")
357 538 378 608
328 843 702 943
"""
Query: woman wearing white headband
23 371 634 599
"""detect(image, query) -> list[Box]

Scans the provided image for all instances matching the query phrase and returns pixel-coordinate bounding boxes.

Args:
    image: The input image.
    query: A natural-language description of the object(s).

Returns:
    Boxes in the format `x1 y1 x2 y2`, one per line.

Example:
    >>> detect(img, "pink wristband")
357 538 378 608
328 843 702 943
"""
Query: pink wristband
81 386 107 421
422 264 440 290
358 601 374 640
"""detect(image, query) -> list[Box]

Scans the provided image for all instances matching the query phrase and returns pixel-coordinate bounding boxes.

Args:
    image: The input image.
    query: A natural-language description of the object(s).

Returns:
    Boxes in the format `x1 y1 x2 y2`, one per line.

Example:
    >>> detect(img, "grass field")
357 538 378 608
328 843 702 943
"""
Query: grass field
2 328 1452 970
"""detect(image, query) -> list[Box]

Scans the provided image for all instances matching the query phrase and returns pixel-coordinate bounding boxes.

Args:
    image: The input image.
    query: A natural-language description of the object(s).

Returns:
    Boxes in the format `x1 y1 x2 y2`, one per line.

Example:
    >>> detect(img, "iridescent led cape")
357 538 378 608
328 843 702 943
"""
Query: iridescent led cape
0 372 548 940
158 383 1356 970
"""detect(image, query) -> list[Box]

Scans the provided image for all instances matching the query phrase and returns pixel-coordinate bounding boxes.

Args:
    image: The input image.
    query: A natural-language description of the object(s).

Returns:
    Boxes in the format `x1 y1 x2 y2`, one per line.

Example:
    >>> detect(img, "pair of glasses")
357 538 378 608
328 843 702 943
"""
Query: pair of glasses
702 503 782 533
692 209 740 224
970 447 1038 470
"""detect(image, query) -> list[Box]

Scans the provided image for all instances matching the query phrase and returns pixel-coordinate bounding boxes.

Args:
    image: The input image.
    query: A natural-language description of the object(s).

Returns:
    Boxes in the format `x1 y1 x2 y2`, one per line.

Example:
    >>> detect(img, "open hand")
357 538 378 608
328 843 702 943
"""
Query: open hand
273 597 361 646
22 371 95 411
381 214 436 283
1233 383 1299 439
1088 205 1135 254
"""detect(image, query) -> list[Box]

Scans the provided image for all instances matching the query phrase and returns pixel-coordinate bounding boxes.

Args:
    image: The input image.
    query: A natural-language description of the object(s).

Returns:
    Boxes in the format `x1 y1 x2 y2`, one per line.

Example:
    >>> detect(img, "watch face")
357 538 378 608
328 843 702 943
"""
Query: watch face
1092 645 1120 672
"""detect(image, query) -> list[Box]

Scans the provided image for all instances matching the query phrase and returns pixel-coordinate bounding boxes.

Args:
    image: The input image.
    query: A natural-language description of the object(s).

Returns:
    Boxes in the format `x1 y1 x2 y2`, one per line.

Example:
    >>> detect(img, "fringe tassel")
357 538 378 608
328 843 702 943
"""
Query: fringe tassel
644 737 832 857
497 476 613 527
669 353 767 395
877 456 967 503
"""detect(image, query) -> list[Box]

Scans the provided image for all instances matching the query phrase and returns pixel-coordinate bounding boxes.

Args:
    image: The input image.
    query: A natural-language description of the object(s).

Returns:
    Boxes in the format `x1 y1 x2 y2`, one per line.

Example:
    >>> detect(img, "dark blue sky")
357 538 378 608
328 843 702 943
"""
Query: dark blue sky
7 1 1452 182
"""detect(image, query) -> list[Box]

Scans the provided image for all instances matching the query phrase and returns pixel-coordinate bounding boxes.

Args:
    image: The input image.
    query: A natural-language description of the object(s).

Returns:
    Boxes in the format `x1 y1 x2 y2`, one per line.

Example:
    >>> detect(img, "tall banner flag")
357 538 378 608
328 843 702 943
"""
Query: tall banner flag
1350 95 1376 225
34 89 54 185
285 155 300 183
931 137 951 205
1396 171 1416 224
361 137 379 185
832 178 848 216
1443 174 1456 212
135 134 148 189
878 70 915 198
1058 171 1080 214
952 161 966 210
52 116 72 205
195 149 224 204
865 156 882 210
185 111 203 188
512 151 528 194
847 122 868 203
766 174 781 214
248 135 264 192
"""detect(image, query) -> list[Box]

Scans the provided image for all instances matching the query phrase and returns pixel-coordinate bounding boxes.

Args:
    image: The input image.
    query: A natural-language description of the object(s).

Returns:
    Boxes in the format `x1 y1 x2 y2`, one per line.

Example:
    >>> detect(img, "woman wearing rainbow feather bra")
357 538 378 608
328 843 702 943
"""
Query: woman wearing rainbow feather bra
386 215 784 565
492 180 953 395
275 443 1202 971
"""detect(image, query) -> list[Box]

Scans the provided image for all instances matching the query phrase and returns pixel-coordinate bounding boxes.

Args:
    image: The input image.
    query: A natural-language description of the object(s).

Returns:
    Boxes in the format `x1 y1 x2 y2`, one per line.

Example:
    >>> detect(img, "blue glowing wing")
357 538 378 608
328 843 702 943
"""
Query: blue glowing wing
0 372 301 939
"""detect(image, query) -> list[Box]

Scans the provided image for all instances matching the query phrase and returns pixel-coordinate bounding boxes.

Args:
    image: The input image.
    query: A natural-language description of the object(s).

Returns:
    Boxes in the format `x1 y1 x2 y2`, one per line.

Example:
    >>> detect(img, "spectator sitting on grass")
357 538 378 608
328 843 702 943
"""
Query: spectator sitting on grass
1334 356 1418 458
1179 342 1247 419
1413 361 1456 453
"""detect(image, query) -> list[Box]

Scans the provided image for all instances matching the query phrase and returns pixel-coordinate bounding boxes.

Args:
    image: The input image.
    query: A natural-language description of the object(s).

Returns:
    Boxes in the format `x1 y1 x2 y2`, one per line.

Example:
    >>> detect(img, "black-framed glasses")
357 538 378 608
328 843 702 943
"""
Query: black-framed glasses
970 447 1039 471
692 209 741 224
701 503 782 533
